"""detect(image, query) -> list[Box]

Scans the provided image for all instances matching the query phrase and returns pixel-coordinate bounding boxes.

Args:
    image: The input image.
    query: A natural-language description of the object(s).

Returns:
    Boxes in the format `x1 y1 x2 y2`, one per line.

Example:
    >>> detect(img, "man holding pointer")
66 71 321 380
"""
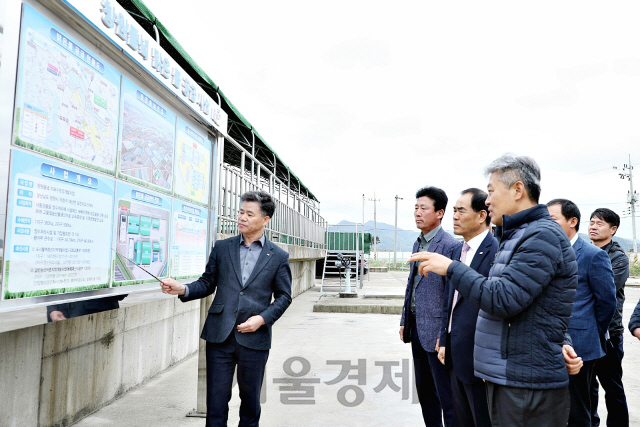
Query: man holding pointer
162 191 292 427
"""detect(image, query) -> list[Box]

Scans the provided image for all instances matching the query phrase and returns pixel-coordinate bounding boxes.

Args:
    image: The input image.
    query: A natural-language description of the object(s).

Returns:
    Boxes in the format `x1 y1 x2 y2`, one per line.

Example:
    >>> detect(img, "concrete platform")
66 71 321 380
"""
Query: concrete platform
73 272 640 426
313 271 406 314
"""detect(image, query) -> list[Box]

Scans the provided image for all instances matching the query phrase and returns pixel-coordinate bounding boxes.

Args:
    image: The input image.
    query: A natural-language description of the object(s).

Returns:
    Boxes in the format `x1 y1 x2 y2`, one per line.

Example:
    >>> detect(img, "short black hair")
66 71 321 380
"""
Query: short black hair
590 208 620 234
416 186 448 213
240 191 276 218
547 198 581 232
461 188 491 226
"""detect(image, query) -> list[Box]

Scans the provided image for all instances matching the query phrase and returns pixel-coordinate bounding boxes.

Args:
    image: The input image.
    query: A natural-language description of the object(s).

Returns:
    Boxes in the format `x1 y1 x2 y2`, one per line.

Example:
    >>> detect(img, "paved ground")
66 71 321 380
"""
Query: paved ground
75 272 640 426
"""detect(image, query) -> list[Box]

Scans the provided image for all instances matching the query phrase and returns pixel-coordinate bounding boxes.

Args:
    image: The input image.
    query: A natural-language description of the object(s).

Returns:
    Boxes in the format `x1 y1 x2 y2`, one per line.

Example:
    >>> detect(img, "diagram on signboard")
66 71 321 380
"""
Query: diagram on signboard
118 77 175 192
3 150 115 299
13 5 120 175
113 182 170 284
171 199 208 279
173 118 211 206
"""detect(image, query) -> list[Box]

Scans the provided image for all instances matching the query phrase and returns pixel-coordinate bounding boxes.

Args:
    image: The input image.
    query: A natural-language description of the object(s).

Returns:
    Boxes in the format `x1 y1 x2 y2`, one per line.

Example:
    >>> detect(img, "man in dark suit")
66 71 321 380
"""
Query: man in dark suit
547 199 616 427
162 191 292 427
439 188 498 427
400 186 461 427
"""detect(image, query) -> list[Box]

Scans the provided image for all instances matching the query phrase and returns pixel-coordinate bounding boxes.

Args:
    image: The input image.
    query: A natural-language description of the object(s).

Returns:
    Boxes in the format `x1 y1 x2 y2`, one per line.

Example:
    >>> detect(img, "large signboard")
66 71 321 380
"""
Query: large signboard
3 150 114 299
1 4 221 304
112 182 171 285
171 199 208 279
173 118 211 206
13 4 121 175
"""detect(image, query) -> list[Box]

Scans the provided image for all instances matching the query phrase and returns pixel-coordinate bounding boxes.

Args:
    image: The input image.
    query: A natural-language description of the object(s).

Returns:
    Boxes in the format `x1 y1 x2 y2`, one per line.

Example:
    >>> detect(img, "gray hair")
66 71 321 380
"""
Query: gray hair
484 153 541 203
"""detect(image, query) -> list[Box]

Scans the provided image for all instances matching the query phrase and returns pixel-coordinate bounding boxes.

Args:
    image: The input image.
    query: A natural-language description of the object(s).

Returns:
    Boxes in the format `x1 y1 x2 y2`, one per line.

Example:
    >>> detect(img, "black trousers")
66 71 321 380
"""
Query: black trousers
590 335 629 427
450 371 491 427
205 333 269 427
485 382 569 427
568 359 597 427
410 315 455 427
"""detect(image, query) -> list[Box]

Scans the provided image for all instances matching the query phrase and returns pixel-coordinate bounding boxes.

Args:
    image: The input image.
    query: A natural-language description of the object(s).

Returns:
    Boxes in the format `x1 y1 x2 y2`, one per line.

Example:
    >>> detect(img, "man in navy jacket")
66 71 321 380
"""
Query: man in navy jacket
547 199 616 427
410 154 579 427
162 191 292 427
439 188 498 427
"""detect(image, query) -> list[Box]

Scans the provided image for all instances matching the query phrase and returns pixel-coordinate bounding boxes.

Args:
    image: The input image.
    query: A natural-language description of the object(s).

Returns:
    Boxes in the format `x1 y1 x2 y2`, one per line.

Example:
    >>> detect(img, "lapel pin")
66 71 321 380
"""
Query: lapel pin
479 252 484 255
267 253 271 256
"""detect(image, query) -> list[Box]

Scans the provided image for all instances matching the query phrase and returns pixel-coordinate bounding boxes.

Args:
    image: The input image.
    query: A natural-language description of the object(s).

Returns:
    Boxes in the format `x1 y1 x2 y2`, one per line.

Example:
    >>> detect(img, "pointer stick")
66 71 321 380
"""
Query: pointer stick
111 248 163 282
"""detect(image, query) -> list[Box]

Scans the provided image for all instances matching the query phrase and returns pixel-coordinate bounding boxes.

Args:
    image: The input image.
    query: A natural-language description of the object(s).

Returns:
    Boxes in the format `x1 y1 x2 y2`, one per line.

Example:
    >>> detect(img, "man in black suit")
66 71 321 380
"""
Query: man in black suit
439 188 498 427
161 191 292 427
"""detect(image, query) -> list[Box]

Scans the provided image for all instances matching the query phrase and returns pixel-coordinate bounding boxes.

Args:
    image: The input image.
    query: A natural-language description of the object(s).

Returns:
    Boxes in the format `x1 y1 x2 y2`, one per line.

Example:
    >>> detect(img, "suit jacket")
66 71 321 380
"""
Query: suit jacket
439 231 498 384
401 227 461 352
568 236 616 361
179 234 292 351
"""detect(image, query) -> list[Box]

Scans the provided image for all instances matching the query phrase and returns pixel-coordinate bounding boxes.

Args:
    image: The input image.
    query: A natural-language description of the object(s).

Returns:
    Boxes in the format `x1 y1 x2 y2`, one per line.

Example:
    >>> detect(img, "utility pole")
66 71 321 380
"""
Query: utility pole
614 154 638 254
394 195 403 269
362 194 365 227
369 193 380 259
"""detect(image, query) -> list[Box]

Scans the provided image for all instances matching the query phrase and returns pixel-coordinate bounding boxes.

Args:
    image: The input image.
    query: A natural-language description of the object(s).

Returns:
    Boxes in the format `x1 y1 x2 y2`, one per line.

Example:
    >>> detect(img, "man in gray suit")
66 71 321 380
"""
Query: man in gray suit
162 191 292 427
400 186 461 427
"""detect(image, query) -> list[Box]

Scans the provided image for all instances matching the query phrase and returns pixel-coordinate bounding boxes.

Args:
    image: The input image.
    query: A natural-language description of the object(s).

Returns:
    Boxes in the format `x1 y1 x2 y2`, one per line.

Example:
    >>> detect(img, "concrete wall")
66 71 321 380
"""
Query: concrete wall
0 244 323 427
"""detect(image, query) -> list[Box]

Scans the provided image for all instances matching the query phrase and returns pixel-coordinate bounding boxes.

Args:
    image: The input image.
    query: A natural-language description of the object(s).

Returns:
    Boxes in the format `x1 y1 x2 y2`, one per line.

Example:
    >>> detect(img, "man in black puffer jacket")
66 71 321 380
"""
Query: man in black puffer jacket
410 154 579 427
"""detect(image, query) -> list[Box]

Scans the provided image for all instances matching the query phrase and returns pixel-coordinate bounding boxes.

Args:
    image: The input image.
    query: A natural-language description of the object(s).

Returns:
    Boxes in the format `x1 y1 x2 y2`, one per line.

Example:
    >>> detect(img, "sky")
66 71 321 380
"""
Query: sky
147 1 639 240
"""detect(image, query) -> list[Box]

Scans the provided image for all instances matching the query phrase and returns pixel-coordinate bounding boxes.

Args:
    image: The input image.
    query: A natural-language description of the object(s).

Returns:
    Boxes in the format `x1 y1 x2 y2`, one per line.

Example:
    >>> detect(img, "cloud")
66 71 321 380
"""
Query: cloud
612 58 640 76
514 87 579 109
362 117 423 138
323 39 391 69
557 63 607 83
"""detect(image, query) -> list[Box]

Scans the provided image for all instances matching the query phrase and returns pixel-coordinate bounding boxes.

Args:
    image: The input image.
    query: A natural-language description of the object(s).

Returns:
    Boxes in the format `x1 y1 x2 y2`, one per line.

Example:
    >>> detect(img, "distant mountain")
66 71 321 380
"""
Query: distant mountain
333 220 456 252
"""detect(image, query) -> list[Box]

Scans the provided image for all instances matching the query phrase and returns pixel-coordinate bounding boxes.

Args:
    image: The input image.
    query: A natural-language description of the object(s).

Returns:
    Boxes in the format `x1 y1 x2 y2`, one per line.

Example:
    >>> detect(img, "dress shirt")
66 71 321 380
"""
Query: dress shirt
411 225 441 314
240 234 266 286
183 234 265 298
570 233 579 247
448 229 489 332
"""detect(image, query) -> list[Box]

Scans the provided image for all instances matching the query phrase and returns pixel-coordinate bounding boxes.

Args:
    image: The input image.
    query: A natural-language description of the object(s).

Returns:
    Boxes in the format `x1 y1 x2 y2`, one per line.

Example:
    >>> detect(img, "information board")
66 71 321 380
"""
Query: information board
112 182 171 285
170 199 208 279
118 77 176 193
13 4 121 175
173 118 211 206
3 150 115 299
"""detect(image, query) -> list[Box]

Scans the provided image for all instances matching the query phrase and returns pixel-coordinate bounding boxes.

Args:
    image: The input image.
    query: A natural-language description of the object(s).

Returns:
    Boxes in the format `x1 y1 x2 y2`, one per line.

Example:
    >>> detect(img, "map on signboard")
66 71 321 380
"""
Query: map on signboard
13 5 120 175
173 118 211 205
119 77 175 193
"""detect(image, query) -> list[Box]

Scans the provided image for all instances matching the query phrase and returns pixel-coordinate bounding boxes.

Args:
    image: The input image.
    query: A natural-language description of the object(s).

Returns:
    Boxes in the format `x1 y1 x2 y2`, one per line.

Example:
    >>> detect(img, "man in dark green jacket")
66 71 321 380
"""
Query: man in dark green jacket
588 208 630 427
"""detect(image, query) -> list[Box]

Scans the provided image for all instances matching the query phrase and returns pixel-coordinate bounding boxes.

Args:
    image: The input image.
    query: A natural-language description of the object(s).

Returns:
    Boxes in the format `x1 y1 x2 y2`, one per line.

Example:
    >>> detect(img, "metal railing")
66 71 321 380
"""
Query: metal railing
218 163 326 248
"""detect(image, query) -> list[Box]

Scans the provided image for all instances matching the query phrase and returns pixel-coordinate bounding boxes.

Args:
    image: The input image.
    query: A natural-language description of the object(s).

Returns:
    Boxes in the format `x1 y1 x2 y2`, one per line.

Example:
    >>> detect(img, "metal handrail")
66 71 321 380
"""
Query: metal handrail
218 163 326 248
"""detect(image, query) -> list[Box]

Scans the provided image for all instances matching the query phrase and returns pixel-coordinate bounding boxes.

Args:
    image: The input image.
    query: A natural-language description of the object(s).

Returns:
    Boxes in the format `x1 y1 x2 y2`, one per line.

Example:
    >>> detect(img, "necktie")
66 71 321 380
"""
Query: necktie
448 242 470 333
